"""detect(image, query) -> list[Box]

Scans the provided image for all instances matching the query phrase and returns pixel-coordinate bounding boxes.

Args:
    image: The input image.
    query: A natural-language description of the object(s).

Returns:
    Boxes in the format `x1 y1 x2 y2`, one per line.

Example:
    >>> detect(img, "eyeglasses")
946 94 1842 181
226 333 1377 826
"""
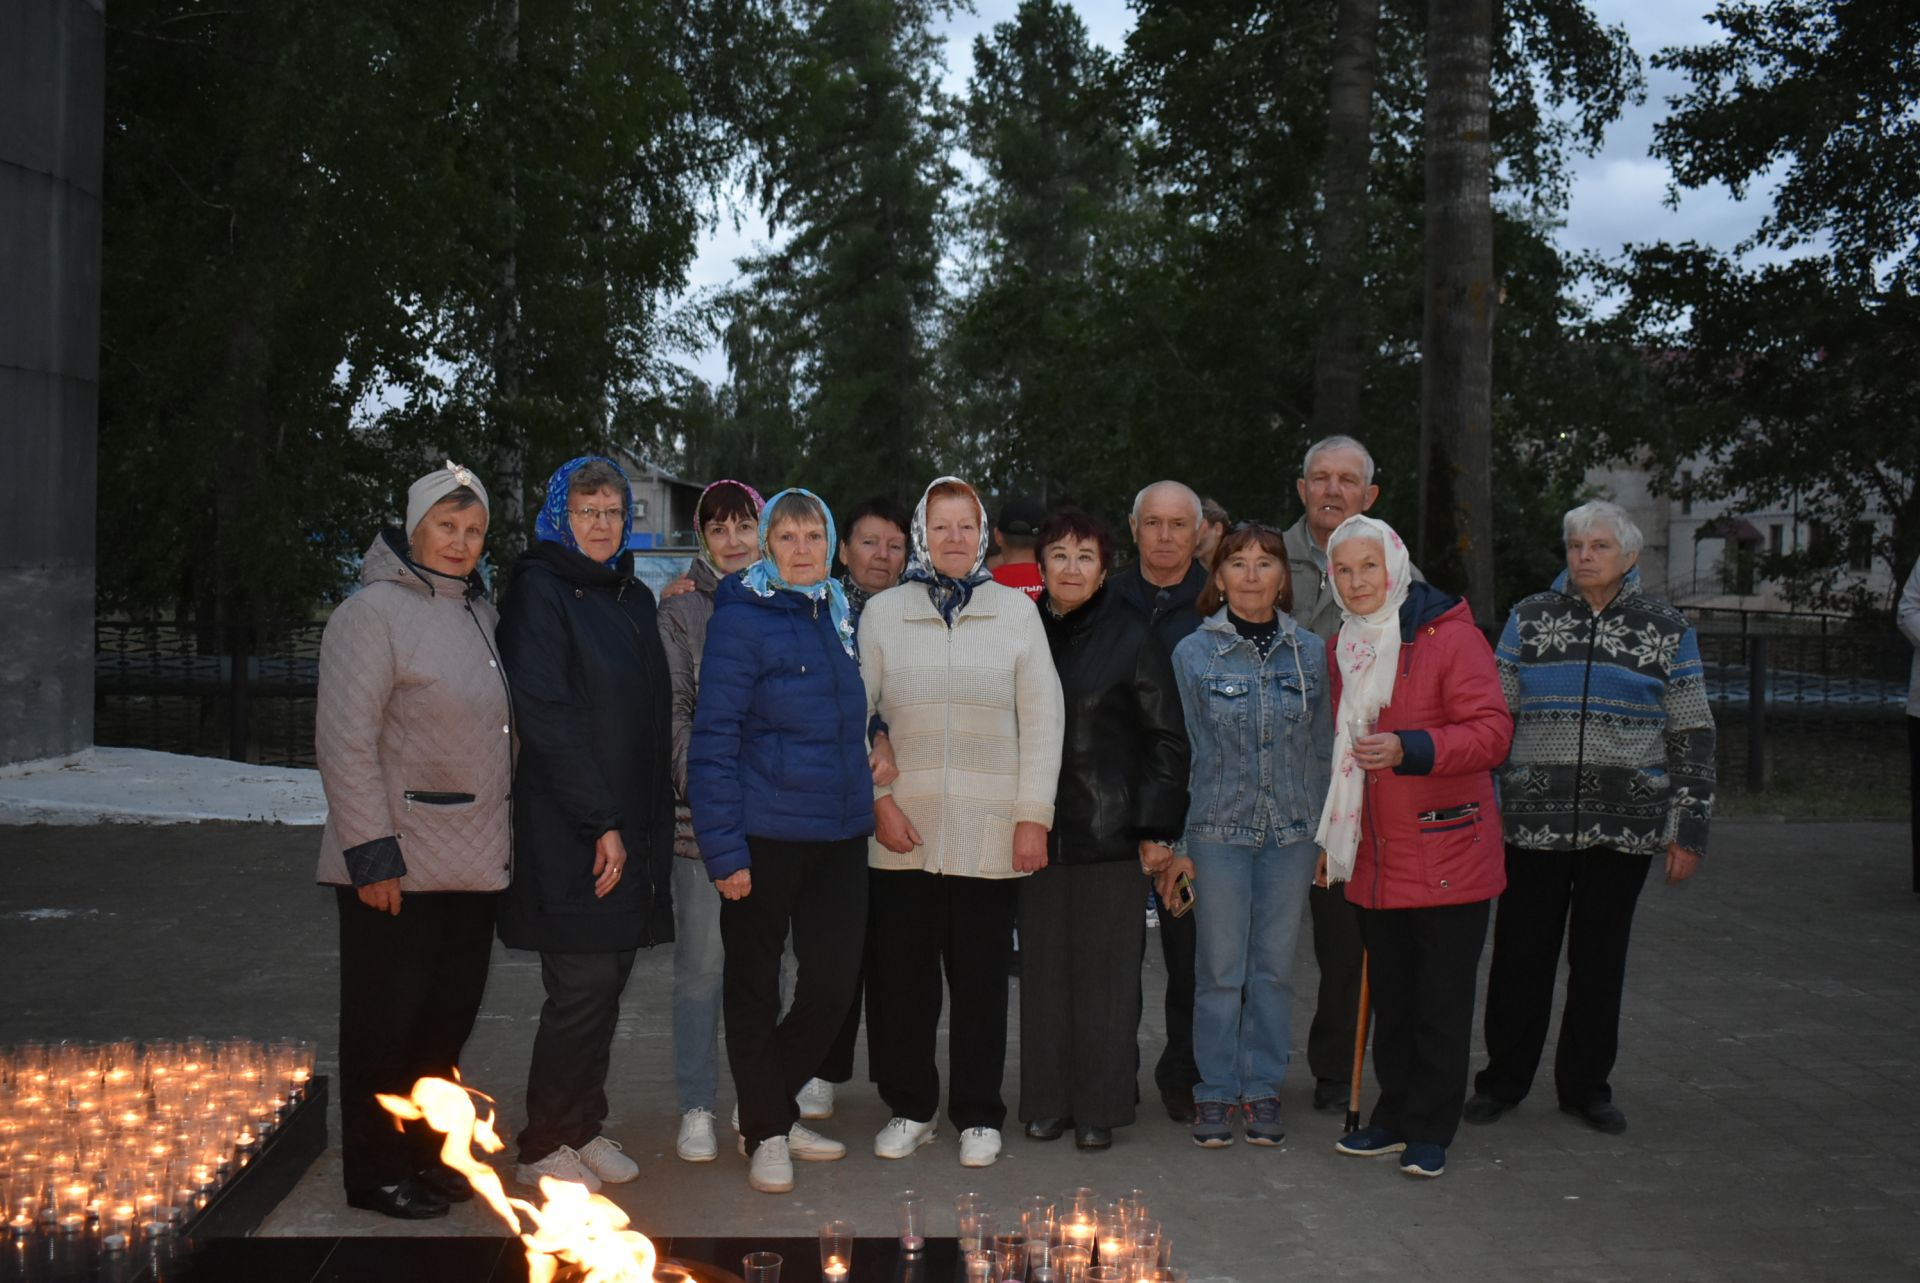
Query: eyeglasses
570 506 624 526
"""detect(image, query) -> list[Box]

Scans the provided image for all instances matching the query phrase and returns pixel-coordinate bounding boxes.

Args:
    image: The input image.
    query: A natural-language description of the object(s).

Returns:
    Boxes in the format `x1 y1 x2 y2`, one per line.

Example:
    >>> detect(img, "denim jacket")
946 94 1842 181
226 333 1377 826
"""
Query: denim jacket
1170 607 1333 847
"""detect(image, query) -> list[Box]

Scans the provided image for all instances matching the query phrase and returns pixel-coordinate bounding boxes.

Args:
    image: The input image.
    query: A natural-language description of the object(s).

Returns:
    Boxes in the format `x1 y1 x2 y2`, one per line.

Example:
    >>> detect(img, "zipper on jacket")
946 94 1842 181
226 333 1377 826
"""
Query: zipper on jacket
940 623 953 874
466 599 515 823
1571 605 1600 833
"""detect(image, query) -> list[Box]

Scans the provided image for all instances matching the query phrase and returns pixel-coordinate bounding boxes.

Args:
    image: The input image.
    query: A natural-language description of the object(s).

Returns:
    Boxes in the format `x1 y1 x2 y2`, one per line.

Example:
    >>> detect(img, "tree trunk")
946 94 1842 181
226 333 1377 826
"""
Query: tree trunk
1420 0 1496 621
1310 0 1382 445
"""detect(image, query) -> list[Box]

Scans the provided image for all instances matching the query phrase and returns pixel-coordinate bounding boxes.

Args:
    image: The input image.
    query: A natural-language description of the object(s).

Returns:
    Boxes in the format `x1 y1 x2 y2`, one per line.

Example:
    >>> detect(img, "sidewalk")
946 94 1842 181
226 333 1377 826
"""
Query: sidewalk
1 819 1914 1281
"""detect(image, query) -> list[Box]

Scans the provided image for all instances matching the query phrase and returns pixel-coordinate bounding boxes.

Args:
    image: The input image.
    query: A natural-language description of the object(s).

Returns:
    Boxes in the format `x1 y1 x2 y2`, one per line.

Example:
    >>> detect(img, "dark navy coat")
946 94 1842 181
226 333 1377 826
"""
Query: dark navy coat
688 575 876 879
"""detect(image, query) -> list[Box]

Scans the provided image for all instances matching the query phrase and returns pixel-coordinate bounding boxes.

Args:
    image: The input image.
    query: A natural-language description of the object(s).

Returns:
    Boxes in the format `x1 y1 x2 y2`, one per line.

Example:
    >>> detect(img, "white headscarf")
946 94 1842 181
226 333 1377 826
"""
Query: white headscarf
1314 514 1415 883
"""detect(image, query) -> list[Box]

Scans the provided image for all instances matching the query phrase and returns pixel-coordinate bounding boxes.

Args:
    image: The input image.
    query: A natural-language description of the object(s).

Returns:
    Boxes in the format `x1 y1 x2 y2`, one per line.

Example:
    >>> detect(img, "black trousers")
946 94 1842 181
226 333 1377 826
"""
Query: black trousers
1018 861 1147 1129
1150 884 1199 1098
1909 717 1919 893
815 946 865 1084
335 887 495 1190
1356 899 1490 1148
1306 883 1367 1086
1475 845 1654 1109
520 948 638 1163
722 836 868 1149
866 868 1018 1130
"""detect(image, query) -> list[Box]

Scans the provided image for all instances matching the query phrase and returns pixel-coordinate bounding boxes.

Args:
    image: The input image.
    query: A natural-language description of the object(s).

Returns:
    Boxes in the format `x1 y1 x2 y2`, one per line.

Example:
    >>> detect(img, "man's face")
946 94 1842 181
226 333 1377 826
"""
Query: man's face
1129 488 1199 578
1297 447 1380 542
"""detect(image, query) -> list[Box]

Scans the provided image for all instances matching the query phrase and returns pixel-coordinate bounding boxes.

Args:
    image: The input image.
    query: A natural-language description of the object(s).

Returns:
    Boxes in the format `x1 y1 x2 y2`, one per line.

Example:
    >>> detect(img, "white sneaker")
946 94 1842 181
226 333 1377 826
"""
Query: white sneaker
514 1143 603 1192
733 1121 847 1161
747 1136 794 1194
676 1108 718 1163
874 1115 938 1159
577 1135 638 1184
797 1077 835 1120
958 1126 1002 1168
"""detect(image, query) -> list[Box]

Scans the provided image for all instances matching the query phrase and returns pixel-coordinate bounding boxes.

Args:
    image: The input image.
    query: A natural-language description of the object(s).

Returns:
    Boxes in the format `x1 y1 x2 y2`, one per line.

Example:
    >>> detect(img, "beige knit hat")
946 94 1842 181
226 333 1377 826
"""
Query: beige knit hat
406 460 490 535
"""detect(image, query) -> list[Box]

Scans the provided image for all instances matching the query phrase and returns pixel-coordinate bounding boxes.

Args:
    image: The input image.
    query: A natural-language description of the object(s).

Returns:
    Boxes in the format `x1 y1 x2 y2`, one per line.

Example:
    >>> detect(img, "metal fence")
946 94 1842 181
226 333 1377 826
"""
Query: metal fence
95 620 324 768
1689 608 1910 801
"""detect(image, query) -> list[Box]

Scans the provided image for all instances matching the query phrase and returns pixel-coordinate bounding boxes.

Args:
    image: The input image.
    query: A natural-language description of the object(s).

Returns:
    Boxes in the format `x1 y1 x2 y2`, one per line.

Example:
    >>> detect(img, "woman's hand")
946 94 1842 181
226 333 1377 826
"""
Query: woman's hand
875 795 923 854
1314 850 1331 889
659 575 697 601
1665 843 1701 885
356 878 403 916
1353 731 1405 772
593 829 628 898
1139 841 1174 874
1155 855 1196 906
1012 821 1049 873
716 869 752 900
869 732 899 788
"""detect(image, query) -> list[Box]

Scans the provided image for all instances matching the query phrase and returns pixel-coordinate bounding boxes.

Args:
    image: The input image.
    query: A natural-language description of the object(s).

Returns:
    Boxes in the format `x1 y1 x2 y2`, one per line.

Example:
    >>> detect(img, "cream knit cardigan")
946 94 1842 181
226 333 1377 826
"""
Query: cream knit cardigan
859 579 1065 878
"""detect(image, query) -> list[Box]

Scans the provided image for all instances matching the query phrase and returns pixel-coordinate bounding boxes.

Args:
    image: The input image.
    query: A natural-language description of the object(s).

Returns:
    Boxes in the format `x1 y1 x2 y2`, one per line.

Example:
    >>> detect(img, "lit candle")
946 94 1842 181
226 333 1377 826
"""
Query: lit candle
823 1257 849 1282
1099 1237 1126 1264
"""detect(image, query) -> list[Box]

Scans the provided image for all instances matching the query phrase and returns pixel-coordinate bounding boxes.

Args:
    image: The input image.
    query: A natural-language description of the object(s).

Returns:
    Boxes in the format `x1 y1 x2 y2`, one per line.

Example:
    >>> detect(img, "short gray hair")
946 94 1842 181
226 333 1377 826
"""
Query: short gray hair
766 490 828 533
568 460 628 497
1131 480 1203 527
1302 435 1376 487
1563 499 1643 557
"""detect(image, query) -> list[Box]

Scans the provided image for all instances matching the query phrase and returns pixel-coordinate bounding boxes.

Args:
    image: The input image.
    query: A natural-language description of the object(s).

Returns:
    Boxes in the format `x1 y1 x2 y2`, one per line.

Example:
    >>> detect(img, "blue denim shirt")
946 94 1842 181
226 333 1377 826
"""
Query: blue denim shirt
1170 608 1333 847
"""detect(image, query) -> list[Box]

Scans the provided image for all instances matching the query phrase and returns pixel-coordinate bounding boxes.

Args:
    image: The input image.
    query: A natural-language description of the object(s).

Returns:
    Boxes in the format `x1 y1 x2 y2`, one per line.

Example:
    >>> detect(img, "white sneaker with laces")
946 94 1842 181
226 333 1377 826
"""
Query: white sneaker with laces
676 1108 718 1163
514 1143 603 1192
733 1121 847 1161
747 1136 794 1194
958 1126 1002 1168
874 1115 938 1159
577 1135 639 1184
797 1077 835 1120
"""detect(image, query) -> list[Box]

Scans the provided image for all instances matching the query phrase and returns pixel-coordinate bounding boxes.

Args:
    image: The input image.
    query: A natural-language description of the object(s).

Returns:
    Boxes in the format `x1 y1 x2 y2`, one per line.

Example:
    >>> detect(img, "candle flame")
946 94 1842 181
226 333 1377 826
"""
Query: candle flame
378 1076 658 1283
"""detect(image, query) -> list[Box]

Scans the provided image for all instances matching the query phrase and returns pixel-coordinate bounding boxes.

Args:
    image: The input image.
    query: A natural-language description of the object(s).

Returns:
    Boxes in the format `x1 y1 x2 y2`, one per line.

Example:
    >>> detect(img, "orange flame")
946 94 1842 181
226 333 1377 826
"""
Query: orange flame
378 1076 658 1283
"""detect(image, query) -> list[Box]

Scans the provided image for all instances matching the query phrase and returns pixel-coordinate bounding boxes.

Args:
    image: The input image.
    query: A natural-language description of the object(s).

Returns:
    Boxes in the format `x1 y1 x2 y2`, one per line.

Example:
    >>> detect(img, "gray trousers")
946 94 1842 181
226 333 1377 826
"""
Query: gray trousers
1016 860 1147 1129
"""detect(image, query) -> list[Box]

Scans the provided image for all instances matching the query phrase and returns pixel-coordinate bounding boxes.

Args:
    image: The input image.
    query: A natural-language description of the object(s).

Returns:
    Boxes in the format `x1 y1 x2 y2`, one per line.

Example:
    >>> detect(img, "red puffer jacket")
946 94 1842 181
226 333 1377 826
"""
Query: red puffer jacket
1334 584 1512 911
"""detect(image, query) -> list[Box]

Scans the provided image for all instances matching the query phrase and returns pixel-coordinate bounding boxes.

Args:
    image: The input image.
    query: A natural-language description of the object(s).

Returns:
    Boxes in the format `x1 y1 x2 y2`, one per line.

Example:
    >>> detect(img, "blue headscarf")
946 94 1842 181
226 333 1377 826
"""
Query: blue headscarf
902 475 993 627
739 487 856 659
535 455 631 569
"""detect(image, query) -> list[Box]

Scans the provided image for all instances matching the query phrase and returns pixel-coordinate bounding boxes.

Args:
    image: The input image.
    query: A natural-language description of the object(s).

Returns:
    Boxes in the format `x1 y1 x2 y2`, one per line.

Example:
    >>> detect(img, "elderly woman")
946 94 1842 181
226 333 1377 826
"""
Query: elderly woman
688 488 877 1195
859 476 1065 1169
1019 508 1189 1151
1465 500 1715 1136
315 461 511 1220
1318 515 1512 1179
838 495 913 618
497 456 676 1193
658 479 764 1163
1171 523 1331 1149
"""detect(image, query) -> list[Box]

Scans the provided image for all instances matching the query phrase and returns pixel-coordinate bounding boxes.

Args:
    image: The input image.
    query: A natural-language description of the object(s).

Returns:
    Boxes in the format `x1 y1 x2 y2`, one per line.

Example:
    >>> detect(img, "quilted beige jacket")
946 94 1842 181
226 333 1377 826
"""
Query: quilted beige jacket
858 579 1064 878
314 531 514 891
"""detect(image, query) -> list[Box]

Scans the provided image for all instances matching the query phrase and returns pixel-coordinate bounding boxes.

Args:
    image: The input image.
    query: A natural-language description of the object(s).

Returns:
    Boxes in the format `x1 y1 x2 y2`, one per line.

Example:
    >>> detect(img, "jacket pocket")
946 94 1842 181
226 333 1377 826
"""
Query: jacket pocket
404 790 476 810
1417 808 1485 895
1276 667 1312 723
1203 676 1252 725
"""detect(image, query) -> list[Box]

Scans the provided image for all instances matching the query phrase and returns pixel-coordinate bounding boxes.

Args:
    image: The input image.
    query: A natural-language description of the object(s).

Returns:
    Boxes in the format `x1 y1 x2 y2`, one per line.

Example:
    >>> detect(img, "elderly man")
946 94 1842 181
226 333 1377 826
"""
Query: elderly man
1283 435 1426 1113
1110 479 1206 1122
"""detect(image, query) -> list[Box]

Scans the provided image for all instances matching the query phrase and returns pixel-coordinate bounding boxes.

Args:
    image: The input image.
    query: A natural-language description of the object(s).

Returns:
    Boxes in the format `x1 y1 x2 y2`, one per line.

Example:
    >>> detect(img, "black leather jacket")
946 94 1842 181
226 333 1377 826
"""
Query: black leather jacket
1040 584 1192 864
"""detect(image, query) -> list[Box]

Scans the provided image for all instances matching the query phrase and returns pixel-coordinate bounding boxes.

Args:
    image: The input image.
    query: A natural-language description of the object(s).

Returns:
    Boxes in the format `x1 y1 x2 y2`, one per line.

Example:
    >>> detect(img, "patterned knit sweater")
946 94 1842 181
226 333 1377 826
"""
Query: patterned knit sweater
1496 570 1715 856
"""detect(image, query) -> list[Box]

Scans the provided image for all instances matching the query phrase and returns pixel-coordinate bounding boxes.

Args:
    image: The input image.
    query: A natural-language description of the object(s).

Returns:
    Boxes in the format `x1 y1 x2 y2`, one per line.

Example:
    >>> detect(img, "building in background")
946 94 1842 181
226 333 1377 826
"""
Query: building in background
611 453 703 551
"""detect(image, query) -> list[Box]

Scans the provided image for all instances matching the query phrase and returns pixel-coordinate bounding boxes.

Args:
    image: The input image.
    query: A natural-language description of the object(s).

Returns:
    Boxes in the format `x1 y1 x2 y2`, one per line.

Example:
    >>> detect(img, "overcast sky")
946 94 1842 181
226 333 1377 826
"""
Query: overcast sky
675 0 1774 385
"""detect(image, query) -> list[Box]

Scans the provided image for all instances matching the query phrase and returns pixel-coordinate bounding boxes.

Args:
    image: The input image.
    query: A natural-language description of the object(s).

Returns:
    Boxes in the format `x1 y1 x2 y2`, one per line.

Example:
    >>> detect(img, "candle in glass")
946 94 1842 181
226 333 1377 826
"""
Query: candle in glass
895 1189 926 1253
818 1218 853 1282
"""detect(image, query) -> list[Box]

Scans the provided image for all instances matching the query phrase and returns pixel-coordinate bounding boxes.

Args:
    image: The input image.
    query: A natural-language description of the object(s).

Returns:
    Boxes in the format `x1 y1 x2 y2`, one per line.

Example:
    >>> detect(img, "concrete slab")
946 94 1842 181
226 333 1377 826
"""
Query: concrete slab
0 747 326 824
1 819 1915 1280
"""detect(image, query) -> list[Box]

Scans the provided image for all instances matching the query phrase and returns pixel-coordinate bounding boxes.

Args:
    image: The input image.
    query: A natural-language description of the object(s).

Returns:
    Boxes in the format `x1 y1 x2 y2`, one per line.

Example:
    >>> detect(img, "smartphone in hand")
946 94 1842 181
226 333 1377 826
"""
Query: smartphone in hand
1168 871 1196 918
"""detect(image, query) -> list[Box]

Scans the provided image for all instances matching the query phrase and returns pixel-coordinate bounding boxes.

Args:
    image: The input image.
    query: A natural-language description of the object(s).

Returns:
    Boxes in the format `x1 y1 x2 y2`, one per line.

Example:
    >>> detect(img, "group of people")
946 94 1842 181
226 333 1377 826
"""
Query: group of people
314 434 1717 1216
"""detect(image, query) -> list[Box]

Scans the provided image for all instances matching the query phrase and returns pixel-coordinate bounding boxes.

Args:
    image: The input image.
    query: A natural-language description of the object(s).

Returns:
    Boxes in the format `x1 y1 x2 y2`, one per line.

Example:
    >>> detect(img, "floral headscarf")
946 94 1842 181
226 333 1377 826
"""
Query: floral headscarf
739 487 856 659
534 455 631 569
901 476 993 628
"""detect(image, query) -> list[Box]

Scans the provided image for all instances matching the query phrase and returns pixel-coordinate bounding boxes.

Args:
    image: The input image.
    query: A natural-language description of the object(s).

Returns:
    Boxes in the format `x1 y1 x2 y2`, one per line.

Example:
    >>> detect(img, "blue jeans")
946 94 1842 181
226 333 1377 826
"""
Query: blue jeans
672 857 726 1113
1189 835 1318 1104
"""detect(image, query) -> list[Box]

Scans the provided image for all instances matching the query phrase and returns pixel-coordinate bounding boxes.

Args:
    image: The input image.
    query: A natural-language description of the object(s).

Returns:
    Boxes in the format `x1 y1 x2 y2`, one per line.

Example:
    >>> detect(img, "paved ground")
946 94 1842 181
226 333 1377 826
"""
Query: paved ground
2 819 1916 1281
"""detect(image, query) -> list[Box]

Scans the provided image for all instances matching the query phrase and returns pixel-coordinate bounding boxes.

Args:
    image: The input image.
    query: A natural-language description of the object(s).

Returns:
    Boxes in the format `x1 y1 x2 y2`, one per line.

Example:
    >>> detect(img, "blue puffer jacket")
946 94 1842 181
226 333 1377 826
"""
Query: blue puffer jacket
688 574 876 879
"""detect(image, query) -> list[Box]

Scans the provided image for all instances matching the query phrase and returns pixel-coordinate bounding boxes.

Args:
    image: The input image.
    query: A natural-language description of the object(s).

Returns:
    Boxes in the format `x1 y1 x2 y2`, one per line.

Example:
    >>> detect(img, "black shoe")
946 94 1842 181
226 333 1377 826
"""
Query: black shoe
1312 1078 1346 1112
1160 1087 1195 1123
345 1176 450 1220
1463 1092 1515 1125
1559 1099 1627 1135
414 1163 477 1203
1074 1124 1113 1150
1024 1117 1069 1141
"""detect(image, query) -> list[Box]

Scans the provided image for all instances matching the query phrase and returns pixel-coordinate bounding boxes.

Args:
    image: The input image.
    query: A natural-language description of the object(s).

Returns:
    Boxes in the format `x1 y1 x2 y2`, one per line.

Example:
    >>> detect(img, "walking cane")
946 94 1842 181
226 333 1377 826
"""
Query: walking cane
1344 950 1371 1135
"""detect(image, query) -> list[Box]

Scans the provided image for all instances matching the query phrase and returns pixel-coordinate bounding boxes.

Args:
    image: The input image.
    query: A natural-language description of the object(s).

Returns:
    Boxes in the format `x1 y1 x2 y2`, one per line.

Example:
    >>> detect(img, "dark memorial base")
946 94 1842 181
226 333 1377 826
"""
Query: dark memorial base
0 1077 328 1283
162 1236 960 1283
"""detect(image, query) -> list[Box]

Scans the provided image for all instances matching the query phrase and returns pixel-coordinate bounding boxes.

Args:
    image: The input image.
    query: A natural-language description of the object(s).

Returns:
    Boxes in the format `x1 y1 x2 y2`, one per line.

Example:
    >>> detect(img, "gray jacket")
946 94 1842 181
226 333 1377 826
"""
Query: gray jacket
1898 557 1920 717
315 531 514 891
1283 516 1425 641
1170 608 1333 847
659 556 720 858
